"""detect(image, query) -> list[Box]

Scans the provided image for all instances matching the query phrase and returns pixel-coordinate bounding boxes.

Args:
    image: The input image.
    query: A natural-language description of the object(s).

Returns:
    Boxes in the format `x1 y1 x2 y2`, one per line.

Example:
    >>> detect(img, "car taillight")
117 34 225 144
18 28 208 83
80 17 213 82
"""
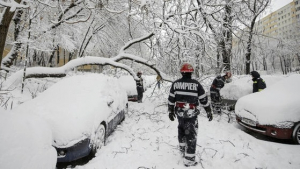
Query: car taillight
58 150 66 157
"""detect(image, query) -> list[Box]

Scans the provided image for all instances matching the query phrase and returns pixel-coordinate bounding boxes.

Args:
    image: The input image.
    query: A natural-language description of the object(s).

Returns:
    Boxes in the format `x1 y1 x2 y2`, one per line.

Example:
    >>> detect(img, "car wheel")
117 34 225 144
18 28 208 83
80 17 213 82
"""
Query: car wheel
292 123 300 144
91 124 106 155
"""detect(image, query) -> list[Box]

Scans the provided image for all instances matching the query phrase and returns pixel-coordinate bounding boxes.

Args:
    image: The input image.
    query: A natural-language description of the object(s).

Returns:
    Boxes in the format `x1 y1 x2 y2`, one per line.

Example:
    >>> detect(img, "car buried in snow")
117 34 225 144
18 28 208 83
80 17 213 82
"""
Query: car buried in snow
13 74 128 162
235 74 300 144
118 75 138 101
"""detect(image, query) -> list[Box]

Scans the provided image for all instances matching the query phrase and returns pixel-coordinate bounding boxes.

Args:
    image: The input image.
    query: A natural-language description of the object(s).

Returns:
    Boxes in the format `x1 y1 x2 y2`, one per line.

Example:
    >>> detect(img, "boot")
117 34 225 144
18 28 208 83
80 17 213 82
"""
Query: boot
184 155 197 167
184 161 198 167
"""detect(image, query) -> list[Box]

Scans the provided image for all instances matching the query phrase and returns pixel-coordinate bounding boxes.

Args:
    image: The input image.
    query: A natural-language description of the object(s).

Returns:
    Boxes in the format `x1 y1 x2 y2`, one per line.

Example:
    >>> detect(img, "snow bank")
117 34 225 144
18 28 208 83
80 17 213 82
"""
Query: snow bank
0 112 56 169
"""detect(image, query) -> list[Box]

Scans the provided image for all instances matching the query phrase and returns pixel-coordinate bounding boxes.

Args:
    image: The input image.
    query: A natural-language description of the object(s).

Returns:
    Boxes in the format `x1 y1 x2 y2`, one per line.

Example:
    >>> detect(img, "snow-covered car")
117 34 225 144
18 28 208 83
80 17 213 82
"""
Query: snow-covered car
0 112 56 169
12 74 128 162
118 75 138 101
235 74 300 144
219 75 286 110
118 75 156 102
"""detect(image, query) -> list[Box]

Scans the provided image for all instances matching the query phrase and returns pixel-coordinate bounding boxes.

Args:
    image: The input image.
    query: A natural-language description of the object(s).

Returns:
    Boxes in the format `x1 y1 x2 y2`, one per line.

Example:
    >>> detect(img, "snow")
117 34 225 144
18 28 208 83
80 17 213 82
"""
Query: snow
0 1 29 12
0 112 56 169
1 54 165 91
10 74 128 147
118 75 138 96
1 72 300 169
221 75 287 100
117 74 156 96
74 75 300 169
235 74 300 125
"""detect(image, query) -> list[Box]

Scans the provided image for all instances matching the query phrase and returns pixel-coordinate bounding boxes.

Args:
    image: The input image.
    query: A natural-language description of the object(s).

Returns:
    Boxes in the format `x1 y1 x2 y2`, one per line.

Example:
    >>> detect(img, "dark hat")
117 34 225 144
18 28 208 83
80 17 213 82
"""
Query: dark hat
250 71 260 78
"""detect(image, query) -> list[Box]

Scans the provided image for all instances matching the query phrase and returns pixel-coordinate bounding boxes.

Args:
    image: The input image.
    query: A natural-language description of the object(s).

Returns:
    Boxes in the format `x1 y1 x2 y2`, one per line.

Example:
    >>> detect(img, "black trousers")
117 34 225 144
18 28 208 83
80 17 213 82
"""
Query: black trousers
177 116 198 155
137 87 144 101
210 90 222 113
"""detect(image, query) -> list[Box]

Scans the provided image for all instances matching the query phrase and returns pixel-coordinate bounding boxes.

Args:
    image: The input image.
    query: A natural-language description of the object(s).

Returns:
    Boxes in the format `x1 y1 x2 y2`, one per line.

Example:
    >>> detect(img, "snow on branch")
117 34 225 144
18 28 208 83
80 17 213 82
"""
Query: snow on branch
119 32 155 52
36 0 57 8
104 6 126 14
0 0 29 11
2 33 173 90
64 9 92 24
2 57 138 90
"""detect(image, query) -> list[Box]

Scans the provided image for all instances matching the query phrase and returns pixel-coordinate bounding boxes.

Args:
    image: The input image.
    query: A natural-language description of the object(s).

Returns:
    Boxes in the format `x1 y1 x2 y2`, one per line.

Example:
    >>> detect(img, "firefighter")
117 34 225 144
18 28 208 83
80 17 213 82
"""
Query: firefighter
250 71 266 93
210 71 232 114
168 63 213 167
136 71 144 103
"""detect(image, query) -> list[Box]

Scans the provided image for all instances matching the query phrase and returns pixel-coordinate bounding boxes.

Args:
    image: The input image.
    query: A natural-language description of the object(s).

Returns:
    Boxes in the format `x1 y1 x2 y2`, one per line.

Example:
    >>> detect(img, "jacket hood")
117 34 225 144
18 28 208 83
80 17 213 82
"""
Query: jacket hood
250 71 260 78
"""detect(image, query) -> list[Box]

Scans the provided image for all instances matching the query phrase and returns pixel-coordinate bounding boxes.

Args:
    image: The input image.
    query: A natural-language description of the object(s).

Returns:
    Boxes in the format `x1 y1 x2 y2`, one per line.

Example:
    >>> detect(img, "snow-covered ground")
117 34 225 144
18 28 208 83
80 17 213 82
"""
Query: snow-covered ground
75 74 300 169
1 72 300 169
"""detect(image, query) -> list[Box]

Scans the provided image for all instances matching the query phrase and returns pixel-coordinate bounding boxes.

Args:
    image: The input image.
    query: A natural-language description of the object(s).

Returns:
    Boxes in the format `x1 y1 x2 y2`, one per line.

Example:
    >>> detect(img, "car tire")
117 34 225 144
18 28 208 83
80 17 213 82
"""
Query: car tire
292 123 300 144
91 124 106 155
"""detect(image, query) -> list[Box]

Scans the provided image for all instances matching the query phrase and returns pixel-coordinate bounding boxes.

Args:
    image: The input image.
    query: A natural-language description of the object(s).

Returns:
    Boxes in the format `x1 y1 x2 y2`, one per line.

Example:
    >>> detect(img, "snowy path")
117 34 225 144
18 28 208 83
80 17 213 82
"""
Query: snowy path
76 82 300 169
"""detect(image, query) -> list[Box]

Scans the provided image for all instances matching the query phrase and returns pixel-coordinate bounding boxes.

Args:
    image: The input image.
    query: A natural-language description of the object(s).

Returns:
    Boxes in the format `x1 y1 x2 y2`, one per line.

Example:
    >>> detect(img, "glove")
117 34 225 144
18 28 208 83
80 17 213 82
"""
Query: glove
207 112 213 121
169 112 176 121
168 105 176 121
204 106 213 121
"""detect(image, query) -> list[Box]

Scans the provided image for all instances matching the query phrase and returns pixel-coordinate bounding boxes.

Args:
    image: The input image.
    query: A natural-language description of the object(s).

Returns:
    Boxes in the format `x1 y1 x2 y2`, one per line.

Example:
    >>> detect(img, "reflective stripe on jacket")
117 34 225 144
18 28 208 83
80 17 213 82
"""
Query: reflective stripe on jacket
252 78 266 93
168 76 210 109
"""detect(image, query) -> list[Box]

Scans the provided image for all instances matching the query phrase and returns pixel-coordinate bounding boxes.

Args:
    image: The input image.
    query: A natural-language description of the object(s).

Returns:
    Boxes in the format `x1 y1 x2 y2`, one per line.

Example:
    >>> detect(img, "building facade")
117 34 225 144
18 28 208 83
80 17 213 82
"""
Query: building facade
254 0 300 40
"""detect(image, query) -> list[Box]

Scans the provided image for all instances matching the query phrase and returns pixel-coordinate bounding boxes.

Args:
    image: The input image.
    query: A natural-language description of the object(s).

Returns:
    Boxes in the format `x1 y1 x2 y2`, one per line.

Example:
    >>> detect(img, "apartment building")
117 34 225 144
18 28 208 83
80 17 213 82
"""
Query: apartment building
254 0 300 40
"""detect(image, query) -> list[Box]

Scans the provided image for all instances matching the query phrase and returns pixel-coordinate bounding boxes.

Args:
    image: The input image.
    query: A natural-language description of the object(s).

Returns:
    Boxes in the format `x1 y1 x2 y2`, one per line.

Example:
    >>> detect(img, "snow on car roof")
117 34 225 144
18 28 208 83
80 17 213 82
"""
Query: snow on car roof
235 74 300 125
221 75 286 100
11 74 128 147
118 75 137 95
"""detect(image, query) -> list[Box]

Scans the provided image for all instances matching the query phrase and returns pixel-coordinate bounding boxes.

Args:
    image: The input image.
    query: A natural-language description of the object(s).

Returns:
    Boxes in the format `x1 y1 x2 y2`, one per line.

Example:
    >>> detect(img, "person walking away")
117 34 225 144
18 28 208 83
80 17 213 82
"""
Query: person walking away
168 63 213 167
156 75 162 89
210 71 232 114
250 71 266 93
136 71 144 103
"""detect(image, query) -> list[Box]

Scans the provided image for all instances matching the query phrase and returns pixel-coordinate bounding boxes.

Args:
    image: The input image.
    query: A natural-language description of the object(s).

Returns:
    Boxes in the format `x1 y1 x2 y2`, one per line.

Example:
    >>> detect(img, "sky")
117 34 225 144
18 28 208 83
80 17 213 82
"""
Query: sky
270 0 293 12
1 71 300 169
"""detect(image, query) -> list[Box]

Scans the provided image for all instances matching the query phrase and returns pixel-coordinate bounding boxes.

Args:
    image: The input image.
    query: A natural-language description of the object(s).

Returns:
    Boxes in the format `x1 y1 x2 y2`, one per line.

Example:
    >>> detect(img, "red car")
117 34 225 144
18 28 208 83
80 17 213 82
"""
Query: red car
235 75 300 144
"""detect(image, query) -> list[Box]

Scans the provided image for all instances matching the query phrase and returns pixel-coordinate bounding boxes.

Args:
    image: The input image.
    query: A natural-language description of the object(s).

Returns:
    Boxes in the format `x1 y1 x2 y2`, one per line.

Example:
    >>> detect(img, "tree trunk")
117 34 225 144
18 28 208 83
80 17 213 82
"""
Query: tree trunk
222 3 233 71
279 56 285 74
56 45 60 66
297 53 300 66
48 45 58 67
0 2 22 69
21 16 32 93
263 57 267 70
2 9 24 68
